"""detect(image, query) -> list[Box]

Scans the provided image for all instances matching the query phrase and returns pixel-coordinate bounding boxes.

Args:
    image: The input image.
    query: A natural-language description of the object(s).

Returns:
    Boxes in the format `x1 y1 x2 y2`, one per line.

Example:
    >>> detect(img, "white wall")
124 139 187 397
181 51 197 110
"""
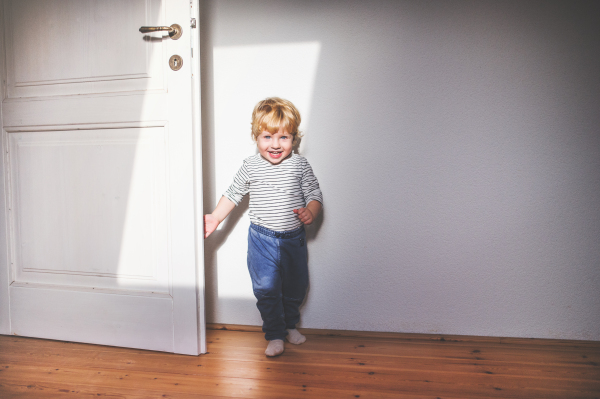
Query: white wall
200 0 600 340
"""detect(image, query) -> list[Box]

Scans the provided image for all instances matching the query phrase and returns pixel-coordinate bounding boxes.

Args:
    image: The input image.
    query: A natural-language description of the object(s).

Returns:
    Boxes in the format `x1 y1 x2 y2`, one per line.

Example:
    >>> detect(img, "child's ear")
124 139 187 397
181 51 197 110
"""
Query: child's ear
292 136 301 153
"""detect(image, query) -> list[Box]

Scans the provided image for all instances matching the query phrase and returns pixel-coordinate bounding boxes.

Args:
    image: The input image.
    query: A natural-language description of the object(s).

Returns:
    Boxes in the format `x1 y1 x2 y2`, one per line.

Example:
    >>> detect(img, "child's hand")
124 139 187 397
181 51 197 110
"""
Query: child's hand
204 214 220 238
293 208 314 225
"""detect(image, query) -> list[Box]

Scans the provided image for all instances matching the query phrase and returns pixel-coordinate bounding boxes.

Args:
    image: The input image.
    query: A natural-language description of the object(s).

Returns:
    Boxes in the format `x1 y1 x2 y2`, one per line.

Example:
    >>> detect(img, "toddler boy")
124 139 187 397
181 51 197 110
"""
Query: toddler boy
204 97 323 356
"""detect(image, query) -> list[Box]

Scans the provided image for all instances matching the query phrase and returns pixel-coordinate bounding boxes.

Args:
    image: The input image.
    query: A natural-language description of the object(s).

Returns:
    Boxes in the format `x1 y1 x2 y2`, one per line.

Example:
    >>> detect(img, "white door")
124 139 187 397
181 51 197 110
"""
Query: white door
0 0 205 355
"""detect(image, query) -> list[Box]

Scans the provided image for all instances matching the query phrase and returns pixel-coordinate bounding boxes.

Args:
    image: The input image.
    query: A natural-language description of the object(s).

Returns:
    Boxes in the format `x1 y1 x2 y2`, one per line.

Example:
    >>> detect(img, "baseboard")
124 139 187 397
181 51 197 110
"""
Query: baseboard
206 323 600 345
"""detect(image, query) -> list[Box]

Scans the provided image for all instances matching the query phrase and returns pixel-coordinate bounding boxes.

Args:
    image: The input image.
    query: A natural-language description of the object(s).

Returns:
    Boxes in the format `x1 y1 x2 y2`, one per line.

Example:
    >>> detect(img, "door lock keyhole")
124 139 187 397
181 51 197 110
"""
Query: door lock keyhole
169 55 183 71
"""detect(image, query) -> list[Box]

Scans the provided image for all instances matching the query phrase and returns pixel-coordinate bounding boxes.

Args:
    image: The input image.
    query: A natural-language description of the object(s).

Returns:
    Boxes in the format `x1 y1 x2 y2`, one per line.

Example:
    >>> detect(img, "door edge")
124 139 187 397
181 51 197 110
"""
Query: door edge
0 0 12 335
190 0 206 355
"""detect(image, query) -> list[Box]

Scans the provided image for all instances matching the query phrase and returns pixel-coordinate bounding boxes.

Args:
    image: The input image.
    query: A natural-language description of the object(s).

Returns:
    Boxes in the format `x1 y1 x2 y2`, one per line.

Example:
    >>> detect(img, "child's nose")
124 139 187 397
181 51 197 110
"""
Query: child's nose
271 139 281 148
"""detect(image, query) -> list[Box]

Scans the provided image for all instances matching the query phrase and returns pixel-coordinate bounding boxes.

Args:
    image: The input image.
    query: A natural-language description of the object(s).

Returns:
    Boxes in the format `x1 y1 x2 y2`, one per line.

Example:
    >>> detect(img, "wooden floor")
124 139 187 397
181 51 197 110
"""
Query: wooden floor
1 324 599 398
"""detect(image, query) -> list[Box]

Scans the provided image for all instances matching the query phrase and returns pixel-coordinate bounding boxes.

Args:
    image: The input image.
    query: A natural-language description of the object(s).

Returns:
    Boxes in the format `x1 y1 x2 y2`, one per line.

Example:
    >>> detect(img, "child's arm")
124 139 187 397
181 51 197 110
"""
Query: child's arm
293 200 322 225
297 157 322 226
204 196 236 238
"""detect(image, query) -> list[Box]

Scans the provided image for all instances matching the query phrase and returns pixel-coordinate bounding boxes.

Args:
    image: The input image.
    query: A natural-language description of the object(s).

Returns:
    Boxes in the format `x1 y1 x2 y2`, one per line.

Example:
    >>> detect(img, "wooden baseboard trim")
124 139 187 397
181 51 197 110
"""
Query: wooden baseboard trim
206 323 598 345
206 323 508 342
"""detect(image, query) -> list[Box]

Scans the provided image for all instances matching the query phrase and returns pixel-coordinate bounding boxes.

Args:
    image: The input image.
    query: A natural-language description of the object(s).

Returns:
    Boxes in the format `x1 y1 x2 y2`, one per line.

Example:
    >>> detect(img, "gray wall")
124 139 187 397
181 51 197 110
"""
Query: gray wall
201 0 600 340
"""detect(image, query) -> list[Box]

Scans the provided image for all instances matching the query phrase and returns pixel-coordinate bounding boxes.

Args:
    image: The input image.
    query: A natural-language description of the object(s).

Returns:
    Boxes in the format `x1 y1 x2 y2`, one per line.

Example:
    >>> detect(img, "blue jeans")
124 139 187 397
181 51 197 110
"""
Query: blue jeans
247 223 308 341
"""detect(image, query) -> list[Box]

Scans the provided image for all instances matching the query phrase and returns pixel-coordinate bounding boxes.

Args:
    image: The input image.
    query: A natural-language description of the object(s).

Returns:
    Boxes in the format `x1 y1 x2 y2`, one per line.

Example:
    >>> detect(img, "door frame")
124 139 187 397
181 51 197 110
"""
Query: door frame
0 0 206 354
0 0 10 336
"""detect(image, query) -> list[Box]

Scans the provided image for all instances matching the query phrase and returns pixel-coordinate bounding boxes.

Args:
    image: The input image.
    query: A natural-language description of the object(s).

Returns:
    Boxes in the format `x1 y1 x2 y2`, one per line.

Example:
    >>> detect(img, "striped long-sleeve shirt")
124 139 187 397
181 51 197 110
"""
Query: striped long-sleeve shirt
223 153 323 231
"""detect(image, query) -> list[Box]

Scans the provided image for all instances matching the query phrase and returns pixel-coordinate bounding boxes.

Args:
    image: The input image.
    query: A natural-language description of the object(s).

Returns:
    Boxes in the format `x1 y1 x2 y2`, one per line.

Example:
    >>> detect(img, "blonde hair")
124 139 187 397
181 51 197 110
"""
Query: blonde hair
251 97 302 145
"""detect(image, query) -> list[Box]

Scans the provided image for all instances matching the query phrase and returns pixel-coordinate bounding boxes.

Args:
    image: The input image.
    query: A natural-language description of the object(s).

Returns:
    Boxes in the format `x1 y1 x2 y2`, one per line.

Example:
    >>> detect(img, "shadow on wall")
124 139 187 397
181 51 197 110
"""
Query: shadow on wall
202 195 249 311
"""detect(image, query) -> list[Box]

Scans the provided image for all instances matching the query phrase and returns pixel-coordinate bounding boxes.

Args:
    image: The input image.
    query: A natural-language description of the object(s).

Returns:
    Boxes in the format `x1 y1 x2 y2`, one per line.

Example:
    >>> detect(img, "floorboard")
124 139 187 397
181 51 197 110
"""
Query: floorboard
1 325 599 398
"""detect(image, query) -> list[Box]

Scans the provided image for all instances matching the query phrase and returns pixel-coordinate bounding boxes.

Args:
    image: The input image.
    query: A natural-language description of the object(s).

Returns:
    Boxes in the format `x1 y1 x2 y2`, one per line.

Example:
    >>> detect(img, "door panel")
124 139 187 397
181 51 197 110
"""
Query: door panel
11 285 175 352
9 127 169 294
4 0 165 98
0 0 204 355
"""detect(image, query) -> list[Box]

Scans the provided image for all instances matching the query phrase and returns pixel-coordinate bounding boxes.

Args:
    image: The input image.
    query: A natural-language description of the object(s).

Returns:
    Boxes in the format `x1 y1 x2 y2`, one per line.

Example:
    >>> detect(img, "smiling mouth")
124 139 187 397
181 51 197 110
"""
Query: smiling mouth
269 151 282 158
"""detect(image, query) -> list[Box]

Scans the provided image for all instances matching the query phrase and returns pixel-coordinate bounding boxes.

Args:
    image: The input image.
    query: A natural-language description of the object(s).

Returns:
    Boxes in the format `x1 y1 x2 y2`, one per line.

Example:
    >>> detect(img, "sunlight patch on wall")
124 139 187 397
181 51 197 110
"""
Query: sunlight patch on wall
213 41 321 299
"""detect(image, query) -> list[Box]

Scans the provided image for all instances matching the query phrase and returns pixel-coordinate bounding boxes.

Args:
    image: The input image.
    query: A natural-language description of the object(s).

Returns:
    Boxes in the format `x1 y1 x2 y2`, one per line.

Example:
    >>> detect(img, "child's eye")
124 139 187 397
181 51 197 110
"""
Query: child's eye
263 135 271 139
281 136 289 140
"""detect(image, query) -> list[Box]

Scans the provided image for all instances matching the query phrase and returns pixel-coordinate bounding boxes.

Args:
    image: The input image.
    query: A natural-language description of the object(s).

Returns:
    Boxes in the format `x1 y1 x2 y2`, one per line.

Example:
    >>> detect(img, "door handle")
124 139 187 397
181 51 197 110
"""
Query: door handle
139 24 182 40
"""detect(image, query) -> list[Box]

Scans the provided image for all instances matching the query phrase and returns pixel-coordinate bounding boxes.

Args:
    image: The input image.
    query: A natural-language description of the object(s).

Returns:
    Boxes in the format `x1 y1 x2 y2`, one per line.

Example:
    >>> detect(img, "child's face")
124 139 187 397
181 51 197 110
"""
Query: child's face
257 128 293 165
